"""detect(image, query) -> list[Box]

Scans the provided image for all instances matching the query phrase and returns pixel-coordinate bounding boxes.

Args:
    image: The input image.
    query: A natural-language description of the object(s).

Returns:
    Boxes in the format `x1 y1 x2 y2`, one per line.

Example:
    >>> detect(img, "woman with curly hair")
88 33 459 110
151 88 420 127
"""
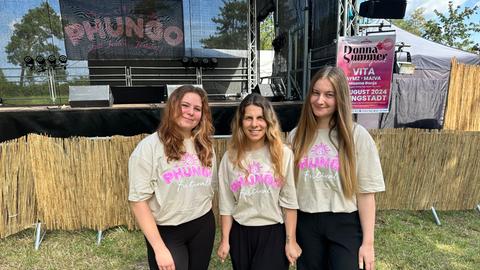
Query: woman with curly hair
217 93 302 270
129 85 216 270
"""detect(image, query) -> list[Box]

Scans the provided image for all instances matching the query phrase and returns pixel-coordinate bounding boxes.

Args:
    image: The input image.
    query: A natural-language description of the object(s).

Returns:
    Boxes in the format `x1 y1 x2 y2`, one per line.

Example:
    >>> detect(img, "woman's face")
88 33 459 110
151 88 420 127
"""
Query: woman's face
242 105 267 148
176 92 203 136
309 78 337 123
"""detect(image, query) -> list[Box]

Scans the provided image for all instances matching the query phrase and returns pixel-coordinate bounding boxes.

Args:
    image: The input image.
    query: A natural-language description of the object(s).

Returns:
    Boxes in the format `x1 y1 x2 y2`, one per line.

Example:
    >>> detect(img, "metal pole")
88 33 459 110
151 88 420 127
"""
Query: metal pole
287 29 292 99
34 222 45 250
302 0 309 99
97 230 103 246
476 204 480 213
343 0 348 36
431 206 441 226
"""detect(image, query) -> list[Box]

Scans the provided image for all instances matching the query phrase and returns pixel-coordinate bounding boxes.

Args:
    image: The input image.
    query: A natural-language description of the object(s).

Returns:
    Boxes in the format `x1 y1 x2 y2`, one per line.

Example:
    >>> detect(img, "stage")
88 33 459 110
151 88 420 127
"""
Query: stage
0 101 303 142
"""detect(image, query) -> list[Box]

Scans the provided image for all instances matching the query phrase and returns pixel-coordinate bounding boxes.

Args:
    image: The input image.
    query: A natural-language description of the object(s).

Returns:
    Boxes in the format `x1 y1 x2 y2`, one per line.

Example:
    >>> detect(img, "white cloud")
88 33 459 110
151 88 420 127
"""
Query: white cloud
406 0 469 17
8 18 21 31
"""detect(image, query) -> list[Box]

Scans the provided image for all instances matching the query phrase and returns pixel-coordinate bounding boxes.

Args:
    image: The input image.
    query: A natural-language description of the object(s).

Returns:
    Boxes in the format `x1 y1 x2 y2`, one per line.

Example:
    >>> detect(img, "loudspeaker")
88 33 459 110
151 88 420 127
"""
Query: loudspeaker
69 85 113 107
359 0 407 19
110 85 167 104
252 84 285 101
166 84 203 99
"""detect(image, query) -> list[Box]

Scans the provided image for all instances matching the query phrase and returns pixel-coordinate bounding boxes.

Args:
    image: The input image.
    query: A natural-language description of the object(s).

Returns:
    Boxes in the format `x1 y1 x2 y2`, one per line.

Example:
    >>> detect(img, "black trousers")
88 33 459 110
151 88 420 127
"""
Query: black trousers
297 211 363 270
229 219 289 270
145 210 215 270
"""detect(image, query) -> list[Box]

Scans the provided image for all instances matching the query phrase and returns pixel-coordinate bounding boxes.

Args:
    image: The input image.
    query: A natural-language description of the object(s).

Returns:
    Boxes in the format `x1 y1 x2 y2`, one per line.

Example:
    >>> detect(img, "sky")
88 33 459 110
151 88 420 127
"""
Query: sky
405 0 480 42
0 0 479 70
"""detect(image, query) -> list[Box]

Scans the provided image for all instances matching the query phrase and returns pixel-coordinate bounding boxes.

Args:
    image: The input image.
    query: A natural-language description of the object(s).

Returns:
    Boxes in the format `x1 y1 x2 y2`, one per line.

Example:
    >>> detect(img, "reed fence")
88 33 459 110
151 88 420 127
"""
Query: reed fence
1 129 479 238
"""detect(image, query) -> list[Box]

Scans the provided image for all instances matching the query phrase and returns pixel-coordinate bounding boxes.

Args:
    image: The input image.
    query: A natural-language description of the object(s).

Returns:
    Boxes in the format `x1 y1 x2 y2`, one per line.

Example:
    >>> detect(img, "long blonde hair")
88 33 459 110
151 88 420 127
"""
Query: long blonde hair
229 93 285 184
292 66 357 198
158 85 214 167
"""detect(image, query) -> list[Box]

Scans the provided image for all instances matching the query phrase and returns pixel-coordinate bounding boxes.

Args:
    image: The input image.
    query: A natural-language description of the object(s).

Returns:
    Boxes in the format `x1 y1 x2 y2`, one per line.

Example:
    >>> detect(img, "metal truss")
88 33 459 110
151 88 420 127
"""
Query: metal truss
337 0 359 38
246 0 258 95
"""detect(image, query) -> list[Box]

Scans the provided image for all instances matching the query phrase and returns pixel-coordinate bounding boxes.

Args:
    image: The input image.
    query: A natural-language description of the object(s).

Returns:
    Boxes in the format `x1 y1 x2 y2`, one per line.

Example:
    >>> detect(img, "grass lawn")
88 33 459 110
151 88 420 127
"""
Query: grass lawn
0 210 478 270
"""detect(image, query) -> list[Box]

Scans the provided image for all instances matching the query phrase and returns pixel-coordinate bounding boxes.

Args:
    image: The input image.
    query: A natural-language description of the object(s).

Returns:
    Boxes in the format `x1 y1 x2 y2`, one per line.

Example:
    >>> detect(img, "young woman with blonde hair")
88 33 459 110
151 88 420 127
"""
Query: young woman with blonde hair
217 93 302 269
129 85 216 270
289 66 385 270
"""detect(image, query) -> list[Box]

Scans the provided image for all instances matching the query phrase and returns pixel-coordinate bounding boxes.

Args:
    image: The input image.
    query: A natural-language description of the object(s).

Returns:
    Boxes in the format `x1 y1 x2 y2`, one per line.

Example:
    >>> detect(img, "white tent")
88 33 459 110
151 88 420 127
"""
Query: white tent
359 23 480 129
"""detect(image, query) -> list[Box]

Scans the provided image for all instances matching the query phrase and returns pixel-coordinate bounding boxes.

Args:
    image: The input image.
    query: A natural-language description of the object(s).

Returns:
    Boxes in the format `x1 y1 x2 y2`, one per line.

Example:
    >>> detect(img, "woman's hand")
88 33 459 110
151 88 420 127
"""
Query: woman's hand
358 243 375 270
285 241 302 266
217 240 230 263
155 246 176 270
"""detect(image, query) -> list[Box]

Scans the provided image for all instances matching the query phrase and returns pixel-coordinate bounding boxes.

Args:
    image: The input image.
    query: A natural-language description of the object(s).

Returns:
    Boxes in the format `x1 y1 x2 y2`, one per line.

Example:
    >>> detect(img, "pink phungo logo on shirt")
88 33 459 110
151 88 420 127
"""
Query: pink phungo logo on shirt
298 143 339 171
230 161 281 192
161 153 212 184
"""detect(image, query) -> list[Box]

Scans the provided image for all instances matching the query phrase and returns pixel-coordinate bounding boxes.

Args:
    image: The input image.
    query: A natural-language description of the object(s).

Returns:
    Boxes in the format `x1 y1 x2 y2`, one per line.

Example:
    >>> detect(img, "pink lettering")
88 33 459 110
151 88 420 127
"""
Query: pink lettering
298 158 308 170
104 17 124 37
126 17 144 38
162 172 173 184
164 26 183 46
330 158 339 171
202 167 212 177
191 166 202 177
83 19 106 41
145 20 163 41
64 24 85 46
172 168 183 180
318 157 330 169
182 167 192 177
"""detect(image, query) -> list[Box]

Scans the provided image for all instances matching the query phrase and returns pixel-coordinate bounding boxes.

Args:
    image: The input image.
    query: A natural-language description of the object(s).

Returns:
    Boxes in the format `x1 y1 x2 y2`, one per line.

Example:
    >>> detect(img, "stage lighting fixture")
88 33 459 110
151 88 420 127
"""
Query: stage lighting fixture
181 57 190 67
201 58 209 67
210 57 218 68
191 57 200 66
35 55 46 65
58 55 68 64
24 56 35 69
47 54 57 66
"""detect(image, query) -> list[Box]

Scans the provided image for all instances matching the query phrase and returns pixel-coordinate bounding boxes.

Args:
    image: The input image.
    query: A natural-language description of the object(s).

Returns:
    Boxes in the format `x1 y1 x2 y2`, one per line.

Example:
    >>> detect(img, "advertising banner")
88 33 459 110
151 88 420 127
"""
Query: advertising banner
59 0 184 60
336 35 396 113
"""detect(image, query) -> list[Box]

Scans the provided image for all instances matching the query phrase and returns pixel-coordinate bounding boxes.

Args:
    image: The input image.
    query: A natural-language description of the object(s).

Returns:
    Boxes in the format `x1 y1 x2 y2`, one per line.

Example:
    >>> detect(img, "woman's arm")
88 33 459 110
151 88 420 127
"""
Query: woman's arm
357 192 376 270
283 207 302 266
130 201 176 270
217 215 233 263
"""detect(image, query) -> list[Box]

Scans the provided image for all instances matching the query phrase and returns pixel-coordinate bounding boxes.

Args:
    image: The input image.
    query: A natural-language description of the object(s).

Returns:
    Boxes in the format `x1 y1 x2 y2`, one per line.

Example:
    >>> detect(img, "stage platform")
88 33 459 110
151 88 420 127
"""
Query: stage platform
0 101 303 142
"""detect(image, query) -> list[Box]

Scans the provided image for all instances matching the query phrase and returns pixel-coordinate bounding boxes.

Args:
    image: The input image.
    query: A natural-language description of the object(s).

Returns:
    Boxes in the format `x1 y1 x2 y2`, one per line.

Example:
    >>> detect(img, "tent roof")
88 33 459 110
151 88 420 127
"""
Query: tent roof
384 24 480 70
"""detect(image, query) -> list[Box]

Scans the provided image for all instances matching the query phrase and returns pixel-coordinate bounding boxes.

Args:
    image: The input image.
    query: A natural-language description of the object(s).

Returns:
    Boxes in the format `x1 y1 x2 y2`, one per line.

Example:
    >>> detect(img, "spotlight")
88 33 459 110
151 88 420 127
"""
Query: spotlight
181 57 190 67
47 55 57 66
191 57 200 66
210 57 218 68
35 55 46 65
24 56 35 69
201 58 209 67
58 55 68 64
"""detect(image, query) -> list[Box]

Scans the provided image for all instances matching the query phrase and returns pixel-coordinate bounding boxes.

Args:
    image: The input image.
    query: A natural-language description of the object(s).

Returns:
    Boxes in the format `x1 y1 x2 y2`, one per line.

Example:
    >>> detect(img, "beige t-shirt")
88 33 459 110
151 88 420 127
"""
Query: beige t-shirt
218 145 299 226
288 124 385 213
128 133 217 225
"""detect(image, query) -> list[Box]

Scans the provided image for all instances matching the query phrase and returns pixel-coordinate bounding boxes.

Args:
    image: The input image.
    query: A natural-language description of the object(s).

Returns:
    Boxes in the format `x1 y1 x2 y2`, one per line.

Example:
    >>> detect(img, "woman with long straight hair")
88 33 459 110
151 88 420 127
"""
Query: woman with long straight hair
289 66 385 270
129 85 216 270
217 93 302 270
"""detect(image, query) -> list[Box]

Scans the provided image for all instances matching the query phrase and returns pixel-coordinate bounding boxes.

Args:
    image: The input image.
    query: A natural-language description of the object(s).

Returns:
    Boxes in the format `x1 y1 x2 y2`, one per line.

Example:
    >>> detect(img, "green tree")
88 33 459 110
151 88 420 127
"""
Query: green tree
422 1 480 51
5 2 63 86
260 13 274 50
392 8 427 36
201 0 248 49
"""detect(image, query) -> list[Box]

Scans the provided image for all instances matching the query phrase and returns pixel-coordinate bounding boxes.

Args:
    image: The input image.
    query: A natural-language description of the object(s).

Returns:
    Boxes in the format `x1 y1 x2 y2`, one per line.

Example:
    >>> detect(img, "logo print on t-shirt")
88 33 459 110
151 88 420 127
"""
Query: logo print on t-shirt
161 153 212 185
230 160 281 195
298 143 339 172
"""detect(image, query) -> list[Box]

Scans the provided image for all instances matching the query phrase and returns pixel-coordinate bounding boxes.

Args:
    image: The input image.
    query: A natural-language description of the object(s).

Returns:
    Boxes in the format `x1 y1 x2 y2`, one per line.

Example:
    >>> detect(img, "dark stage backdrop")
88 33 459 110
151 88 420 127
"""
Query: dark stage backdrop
0 102 303 142
59 0 184 60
